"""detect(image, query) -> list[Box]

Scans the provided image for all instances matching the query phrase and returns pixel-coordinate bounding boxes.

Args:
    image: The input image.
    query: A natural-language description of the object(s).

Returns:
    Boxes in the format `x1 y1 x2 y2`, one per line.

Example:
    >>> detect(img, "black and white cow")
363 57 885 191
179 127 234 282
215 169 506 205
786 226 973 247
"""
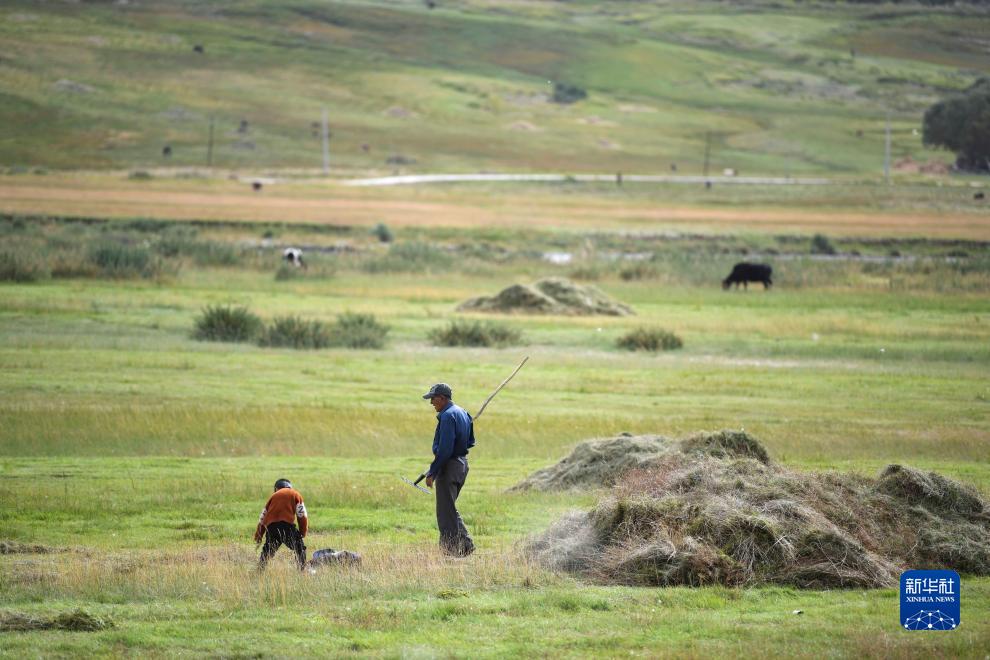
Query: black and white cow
283 248 306 269
722 262 772 290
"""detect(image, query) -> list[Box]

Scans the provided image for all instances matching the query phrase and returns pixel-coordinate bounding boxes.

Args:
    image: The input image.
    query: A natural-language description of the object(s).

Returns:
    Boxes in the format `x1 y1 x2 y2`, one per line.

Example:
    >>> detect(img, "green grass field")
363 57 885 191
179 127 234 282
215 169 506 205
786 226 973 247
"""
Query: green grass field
2 0 990 655
2 211 989 656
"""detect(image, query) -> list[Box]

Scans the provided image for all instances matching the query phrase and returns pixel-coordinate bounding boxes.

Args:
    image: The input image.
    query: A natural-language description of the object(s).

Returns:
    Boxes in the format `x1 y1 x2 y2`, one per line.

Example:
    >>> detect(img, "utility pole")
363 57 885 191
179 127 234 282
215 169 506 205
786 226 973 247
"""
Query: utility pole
321 107 330 175
883 112 891 185
206 117 215 168
702 131 711 179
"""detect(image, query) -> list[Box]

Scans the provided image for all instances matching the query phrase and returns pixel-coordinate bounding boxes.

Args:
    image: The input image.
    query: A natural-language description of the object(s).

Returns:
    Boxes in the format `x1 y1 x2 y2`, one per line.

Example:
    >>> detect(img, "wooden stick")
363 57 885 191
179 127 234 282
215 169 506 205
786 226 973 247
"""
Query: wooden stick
474 356 529 421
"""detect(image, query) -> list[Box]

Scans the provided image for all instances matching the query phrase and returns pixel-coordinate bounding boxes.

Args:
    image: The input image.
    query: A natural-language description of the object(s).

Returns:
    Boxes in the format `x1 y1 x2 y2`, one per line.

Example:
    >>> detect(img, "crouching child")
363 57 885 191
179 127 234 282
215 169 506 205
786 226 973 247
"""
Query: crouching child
254 478 308 570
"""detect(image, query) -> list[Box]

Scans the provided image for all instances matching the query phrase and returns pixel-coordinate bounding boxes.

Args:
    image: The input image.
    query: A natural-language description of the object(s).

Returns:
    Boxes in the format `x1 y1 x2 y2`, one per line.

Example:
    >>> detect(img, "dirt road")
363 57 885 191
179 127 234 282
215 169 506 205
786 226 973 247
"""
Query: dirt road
0 177 985 238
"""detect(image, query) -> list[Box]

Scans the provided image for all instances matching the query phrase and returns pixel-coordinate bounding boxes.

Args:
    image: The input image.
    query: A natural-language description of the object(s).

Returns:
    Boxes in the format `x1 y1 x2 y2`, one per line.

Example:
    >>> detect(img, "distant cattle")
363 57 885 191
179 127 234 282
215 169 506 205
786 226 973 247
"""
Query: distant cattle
252 181 263 192
193 44 204 54
722 262 773 290
162 145 172 158
283 248 306 269
976 192 985 200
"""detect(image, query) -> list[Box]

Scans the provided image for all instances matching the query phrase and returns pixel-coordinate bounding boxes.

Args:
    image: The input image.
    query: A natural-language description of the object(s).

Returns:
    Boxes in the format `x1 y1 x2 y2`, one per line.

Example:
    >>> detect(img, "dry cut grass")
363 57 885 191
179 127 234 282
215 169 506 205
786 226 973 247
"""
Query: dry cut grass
526 431 990 588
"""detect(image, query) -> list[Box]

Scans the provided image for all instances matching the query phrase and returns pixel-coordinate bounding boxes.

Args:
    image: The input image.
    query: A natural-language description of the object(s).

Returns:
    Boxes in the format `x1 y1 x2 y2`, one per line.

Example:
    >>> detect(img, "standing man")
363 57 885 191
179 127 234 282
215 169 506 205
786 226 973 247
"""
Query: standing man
422 383 476 557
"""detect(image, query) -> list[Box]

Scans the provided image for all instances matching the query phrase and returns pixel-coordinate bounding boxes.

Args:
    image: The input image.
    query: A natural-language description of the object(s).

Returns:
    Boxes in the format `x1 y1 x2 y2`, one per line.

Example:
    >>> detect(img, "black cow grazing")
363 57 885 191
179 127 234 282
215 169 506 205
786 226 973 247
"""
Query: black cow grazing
283 247 306 269
975 192 985 200
252 181 263 192
723 262 773 290
162 145 172 158
193 44 204 54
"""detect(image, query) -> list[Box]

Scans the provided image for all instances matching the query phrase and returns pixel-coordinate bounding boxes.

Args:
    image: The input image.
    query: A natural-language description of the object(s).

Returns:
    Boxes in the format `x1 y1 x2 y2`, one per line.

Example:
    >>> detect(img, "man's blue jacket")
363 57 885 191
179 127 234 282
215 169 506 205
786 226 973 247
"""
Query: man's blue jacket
429 401 475 477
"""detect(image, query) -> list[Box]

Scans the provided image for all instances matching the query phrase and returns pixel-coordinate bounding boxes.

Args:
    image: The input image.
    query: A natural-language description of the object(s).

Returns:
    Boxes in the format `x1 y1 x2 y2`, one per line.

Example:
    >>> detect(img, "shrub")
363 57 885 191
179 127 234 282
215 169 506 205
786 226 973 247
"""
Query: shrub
810 234 837 255
617 327 683 352
259 316 331 349
0 249 50 282
192 305 262 342
552 82 588 104
371 222 394 243
429 319 523 348
329 312 389 349
87 241 158 278
362 242 452 273
922 77 990 172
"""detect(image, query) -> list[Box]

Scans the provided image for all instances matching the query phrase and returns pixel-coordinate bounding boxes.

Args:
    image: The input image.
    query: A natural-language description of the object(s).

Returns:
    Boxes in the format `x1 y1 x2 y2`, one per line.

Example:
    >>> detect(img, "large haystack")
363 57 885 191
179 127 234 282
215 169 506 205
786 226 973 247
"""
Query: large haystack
457 277 633 316
525 431 989 589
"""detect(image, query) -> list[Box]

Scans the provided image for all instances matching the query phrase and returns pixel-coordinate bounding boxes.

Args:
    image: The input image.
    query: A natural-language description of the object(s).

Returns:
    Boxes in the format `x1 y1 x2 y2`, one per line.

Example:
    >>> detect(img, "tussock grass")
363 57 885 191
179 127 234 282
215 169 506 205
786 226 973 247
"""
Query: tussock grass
192 306 262 343
0 249 49 282
429 319 523 348
329 312 389 349
87 241 160 279
616 327 683 352
258 316 331 349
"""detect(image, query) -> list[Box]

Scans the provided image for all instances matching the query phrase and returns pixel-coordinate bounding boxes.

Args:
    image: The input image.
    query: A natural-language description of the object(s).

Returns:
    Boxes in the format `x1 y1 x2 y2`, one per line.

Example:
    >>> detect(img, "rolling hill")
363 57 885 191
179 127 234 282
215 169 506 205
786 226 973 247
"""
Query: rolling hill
0 0 988 175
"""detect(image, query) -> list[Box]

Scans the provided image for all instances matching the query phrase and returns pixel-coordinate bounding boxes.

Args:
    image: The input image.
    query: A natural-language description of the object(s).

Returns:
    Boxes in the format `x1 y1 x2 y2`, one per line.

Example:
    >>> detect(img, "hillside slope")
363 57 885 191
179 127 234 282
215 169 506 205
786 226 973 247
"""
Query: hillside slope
0 0 987 174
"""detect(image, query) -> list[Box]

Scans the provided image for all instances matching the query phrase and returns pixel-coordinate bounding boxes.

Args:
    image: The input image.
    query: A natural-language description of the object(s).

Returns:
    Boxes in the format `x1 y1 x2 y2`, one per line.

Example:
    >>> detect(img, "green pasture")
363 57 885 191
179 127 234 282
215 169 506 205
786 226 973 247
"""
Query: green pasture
2 458 989 657
1 213 989 656
2 0 988 174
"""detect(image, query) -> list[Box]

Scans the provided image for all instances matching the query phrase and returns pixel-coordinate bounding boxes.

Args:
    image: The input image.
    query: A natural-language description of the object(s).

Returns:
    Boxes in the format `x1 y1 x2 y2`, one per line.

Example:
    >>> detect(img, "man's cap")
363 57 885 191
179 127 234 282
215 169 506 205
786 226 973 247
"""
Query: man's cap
274 478 293 491
422 383 452 399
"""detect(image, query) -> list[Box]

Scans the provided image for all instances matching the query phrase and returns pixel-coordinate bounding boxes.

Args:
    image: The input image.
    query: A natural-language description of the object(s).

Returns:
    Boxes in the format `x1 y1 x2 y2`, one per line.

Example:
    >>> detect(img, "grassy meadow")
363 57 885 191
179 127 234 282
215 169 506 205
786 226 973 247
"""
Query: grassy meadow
1 206 989 656
2 0 989 175
2 0 990 655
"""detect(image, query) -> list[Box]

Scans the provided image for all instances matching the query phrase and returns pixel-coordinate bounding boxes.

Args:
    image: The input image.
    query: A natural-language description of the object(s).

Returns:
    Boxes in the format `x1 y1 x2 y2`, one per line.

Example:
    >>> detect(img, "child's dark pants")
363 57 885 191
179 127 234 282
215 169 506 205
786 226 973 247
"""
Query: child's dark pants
258 521 307 570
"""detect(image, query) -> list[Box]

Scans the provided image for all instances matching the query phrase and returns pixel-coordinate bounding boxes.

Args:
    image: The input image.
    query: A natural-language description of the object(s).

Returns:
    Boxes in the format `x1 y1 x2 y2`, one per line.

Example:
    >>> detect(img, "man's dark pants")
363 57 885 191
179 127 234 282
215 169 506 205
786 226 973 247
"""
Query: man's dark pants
435 456 475 556
258 521 307 570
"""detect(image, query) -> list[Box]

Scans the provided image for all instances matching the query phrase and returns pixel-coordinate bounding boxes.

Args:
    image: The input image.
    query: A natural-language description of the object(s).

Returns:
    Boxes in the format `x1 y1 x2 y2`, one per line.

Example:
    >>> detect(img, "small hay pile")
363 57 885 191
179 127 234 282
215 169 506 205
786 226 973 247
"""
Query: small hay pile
524 431 990 588
0 610 113 632
457 277 633 316
0 540 58 554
